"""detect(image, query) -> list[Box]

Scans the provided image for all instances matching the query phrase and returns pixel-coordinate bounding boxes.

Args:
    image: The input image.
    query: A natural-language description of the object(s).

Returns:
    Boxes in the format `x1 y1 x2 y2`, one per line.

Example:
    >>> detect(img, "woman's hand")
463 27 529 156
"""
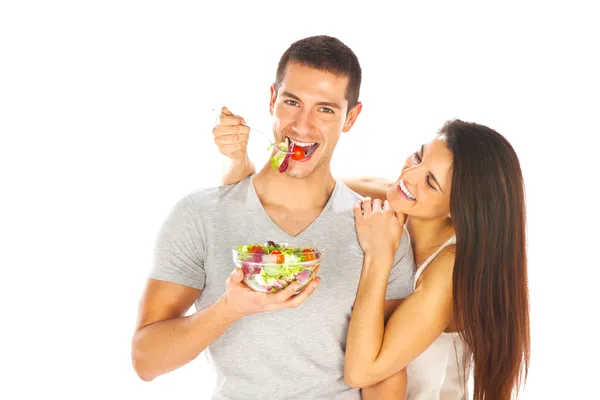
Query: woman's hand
354 197 406 258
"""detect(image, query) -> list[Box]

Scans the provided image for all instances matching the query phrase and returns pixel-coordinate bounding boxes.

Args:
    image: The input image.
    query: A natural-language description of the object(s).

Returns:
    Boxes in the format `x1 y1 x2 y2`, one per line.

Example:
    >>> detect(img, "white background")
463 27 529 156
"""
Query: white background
1 1 598 399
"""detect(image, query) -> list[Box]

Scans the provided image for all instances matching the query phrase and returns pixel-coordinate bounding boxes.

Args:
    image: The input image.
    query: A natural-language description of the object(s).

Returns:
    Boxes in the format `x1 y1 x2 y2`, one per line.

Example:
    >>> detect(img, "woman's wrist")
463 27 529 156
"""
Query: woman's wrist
362 251 395 275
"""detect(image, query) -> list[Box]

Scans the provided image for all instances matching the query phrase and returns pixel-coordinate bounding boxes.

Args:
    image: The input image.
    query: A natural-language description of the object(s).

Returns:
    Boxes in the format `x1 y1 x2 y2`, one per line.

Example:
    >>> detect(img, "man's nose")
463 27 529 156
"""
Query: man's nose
291 109 315 136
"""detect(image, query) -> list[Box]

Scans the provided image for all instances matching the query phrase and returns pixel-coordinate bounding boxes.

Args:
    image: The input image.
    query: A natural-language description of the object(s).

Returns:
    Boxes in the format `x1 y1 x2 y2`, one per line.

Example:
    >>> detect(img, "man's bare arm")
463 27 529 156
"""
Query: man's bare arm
222 155 256 185
132 269 320 381
131 279 239 381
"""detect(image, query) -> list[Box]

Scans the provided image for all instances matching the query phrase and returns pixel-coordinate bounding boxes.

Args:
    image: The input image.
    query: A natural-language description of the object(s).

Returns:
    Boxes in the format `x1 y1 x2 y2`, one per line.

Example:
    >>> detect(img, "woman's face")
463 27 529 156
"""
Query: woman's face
386 136 453 220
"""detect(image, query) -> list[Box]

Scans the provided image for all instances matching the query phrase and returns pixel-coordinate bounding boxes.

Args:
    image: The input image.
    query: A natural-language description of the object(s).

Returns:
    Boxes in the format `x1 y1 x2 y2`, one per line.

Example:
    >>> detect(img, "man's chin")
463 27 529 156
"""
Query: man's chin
284 163 317 179
283 154 328 179
285 169 313 179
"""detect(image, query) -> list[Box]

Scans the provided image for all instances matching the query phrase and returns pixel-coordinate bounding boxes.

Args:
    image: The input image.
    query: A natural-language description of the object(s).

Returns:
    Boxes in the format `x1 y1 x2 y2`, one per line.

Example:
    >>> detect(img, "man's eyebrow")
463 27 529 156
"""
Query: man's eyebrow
281 91 301 101
316 101 342 109
422 144 443 193
280 91 342 109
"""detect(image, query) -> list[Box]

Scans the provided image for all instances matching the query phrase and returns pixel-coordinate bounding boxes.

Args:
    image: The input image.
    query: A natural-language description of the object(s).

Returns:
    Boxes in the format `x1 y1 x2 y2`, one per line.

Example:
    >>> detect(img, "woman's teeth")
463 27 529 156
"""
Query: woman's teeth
399 179 416 200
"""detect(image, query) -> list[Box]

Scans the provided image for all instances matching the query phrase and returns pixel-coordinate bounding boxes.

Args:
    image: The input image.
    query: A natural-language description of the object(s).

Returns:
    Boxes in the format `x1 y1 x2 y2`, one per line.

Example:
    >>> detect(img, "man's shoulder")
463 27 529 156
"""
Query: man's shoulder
160 177 252 227
397 226 413 260
331 180 363 210
185 176 252 210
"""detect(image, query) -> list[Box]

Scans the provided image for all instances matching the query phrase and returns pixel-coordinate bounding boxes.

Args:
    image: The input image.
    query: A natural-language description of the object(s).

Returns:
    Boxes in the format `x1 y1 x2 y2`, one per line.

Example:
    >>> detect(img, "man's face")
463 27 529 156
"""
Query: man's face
270 62 361 179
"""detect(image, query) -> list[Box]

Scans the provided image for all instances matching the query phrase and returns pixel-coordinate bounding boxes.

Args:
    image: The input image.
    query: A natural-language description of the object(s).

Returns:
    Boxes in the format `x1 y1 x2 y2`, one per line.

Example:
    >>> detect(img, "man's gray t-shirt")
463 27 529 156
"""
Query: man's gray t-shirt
151 176 415 400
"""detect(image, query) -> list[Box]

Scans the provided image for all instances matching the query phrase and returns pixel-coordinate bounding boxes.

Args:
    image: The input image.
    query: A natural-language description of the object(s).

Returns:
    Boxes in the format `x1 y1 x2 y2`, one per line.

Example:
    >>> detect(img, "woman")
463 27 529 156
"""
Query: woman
216 118 530 400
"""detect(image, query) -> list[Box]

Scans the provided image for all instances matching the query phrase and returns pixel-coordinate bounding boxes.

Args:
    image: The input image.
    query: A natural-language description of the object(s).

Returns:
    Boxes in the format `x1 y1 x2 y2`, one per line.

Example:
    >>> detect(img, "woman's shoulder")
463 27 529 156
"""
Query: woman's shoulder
417 245 456 288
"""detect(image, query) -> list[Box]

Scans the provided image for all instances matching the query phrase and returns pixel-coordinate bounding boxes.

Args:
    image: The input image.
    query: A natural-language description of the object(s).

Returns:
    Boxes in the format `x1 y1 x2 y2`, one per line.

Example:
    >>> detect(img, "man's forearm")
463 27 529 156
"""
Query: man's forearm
132 295 241 381
222 156 255 185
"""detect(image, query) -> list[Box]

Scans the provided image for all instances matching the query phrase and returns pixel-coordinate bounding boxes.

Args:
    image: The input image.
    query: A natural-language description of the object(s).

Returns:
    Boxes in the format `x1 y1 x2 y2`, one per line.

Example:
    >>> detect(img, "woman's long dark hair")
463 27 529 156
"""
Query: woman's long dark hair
442 120 530 400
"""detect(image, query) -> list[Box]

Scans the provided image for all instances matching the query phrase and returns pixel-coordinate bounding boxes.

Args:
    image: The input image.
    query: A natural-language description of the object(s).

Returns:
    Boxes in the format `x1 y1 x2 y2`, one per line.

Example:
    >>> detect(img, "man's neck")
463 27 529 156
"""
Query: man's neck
253 163 336 211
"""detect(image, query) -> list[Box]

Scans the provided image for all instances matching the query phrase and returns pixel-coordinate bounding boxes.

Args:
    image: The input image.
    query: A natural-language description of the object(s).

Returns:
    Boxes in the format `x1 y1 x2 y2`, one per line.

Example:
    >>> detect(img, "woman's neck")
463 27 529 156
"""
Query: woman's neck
407 216 455 263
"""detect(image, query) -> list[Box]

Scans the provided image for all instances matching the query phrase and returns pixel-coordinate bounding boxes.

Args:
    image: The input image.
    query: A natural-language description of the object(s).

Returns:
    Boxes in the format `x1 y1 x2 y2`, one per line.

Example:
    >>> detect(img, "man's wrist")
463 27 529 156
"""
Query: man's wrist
214 294 245 323
231 154 253 172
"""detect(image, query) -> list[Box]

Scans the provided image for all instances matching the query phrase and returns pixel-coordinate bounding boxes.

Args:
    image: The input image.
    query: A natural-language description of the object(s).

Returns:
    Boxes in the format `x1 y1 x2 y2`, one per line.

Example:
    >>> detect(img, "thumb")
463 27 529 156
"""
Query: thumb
231 267 245 282
396 211 407 226
221 106 234 116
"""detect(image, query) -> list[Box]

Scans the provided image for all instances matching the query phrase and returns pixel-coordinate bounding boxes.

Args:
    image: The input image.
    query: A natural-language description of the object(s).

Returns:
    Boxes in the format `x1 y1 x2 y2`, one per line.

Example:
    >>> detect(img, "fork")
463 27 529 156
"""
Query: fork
212 108 292 154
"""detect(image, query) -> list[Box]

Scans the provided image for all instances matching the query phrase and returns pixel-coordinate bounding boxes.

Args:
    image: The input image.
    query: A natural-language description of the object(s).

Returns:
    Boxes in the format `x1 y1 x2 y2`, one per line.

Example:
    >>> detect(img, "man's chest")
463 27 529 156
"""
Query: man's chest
262 205 323 237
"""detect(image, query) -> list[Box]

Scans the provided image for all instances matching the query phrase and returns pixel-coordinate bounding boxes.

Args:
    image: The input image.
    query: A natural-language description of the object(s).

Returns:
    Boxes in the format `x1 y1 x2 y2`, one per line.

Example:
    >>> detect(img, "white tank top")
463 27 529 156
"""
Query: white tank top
406 235 472 400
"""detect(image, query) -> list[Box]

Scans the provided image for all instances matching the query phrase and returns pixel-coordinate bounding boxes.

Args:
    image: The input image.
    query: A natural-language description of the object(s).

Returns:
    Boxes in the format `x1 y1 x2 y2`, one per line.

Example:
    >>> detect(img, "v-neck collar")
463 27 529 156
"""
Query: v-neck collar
246 174 339 239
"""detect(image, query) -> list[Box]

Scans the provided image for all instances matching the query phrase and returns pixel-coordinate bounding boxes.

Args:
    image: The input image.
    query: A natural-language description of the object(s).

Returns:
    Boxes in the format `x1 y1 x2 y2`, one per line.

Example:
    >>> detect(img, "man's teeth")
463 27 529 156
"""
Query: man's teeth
399 179 416 200
288 138 316 147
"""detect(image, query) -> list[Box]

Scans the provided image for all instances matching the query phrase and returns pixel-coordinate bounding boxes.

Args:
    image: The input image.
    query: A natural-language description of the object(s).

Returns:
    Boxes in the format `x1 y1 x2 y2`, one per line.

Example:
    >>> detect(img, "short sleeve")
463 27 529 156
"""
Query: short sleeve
385 227 416 300
149 195 206 290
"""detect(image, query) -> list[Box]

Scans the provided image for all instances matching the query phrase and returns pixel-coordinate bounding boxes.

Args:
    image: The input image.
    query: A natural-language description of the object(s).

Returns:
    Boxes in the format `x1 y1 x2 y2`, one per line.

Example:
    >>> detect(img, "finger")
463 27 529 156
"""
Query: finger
212 124 250 137
214 133 249 145
396 211 407 225
219 114 246 126
362 197 373 216
216 143 249 155
372 198 383 211
272 281 302 303
220 106 234 117
383 200 391 211
229 267 244 283
353 200 363 219
281 277 320 308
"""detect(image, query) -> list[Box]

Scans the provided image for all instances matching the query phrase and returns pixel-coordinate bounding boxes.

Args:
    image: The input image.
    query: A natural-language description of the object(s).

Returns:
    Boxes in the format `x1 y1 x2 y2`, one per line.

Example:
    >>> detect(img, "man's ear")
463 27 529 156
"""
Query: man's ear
269 84 277 115
342 101 363 133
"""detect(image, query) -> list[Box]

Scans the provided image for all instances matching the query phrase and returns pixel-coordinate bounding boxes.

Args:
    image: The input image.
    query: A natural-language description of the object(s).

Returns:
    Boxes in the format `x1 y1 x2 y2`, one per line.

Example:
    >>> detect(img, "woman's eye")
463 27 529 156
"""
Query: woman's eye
413 152 422 163
426 176 436 190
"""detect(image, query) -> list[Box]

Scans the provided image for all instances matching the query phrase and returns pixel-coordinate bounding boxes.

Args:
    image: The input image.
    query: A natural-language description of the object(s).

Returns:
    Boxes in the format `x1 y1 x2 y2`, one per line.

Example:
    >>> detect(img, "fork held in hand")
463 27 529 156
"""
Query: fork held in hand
212 108 292 154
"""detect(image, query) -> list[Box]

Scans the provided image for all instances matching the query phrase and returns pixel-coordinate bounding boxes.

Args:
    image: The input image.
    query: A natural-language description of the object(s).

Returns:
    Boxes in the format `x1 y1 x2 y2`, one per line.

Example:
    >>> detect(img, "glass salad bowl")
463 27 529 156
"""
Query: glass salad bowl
232 241 322 294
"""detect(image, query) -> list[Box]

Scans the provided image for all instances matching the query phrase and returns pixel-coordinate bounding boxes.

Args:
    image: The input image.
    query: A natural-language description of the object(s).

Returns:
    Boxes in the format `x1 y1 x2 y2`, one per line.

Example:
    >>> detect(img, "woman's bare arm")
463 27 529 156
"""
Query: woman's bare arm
345 249 455 388
361 369 407 400
341 177 394 200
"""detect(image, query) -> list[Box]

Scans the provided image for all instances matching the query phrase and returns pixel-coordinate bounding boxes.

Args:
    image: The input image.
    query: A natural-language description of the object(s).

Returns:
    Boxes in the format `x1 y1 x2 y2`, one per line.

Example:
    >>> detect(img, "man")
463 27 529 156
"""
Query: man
132 35 414 399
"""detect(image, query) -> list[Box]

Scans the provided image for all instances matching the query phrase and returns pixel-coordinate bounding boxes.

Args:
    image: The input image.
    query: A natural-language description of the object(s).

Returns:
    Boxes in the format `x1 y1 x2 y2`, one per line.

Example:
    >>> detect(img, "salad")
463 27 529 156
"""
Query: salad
233 241 321 293
269 138 318 173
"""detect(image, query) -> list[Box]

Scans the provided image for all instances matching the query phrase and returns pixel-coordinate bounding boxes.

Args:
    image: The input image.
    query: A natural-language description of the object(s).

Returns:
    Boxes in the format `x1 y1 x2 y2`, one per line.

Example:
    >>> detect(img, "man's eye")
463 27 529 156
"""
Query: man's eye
285 100 299 107
319 107 334 114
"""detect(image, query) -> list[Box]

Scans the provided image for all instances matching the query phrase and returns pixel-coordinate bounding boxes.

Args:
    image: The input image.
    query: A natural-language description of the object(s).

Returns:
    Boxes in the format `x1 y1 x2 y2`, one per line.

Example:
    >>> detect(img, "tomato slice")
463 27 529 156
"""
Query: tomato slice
270 250 284 264
302 248 316 261
249 245 264 254
291 146 305 161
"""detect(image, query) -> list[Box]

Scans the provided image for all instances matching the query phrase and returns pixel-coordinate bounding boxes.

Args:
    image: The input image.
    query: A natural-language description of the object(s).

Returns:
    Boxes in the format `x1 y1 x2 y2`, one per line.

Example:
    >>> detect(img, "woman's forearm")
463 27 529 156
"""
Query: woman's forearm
345 253 394 386
361 369 407 400
341 177 393 200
